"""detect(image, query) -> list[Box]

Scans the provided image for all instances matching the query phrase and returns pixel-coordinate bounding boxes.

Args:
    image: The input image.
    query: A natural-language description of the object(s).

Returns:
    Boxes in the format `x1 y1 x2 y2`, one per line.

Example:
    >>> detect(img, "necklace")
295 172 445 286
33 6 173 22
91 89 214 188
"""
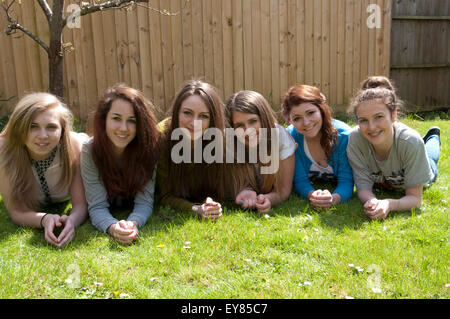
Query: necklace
30 147 58 204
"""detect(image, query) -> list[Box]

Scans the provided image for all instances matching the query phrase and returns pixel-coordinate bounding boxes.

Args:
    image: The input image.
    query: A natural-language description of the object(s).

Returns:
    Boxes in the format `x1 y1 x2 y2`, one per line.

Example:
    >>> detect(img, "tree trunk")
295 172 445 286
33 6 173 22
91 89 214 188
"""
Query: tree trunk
48 49 64 99
48 0 65 99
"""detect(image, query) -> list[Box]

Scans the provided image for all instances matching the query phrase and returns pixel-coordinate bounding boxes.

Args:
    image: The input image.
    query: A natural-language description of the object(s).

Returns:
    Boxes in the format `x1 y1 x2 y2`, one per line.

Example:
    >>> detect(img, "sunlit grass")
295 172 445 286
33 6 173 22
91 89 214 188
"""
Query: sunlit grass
0 116 448 299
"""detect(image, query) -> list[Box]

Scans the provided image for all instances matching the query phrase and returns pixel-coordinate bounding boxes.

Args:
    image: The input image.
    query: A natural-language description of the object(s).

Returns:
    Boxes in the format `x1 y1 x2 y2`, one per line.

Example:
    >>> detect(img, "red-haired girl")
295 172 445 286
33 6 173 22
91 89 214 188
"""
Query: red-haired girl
282 84 354 209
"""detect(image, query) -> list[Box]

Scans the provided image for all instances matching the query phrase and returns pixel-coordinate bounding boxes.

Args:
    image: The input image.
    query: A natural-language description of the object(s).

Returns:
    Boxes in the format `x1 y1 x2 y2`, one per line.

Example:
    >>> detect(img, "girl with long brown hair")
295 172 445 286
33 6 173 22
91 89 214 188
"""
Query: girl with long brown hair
282 84 354 209
81 84 159 244
0 92 88 247
156 80 227 222
225 90 296 214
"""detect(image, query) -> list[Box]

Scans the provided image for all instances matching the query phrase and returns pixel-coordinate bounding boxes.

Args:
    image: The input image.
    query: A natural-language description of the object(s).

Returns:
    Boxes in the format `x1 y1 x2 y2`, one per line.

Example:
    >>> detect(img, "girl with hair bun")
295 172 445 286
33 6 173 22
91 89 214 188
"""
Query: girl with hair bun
81 84 160 244
0 92 88 247
282 84 354 209
347 76 441 220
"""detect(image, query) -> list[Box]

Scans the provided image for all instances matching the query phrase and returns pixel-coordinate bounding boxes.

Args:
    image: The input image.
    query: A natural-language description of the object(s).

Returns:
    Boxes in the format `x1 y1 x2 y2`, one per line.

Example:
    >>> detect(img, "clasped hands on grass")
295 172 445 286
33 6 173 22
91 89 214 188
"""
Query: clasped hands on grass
108 220 138 245
41 213 76 248
363 198 391 220
235 189 271 214
192 197 223 222
308 189 341 210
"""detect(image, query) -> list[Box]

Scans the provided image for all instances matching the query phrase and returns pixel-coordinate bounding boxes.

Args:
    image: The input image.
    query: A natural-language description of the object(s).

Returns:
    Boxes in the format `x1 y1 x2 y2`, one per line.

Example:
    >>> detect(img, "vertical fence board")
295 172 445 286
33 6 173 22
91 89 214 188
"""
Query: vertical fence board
202 0 214 84
34 0 49 91
287 0 297 93
181 0 193 80
337 0 346 105
127 7 141 90
304 0 314 86
296 0 305 87
329 0 337 106
90 13 106 101
260 0 272 101
232 0 244 93
160 1 175 109
243 0 254 89
279 0 289 106
149 0 165 110
137 6 153 103
212 0 224 95
222 0 234 99
191 0 204 79
351 0 360 97
313 0 322 89
321 0 330 100
102 11 120 88
171 0 184 96
21 2 41 92
251 0 262 95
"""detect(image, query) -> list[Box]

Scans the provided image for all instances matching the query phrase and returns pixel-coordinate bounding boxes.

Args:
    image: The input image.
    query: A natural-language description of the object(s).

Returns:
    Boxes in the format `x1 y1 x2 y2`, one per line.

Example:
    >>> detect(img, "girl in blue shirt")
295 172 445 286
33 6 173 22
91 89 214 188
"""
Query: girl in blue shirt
282 84 354 209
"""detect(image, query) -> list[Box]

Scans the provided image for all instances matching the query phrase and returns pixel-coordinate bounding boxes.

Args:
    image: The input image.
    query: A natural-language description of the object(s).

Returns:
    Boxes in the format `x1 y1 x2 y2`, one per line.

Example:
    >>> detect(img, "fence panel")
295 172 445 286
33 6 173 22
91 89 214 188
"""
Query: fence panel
390 0 450 111
0 0 393 122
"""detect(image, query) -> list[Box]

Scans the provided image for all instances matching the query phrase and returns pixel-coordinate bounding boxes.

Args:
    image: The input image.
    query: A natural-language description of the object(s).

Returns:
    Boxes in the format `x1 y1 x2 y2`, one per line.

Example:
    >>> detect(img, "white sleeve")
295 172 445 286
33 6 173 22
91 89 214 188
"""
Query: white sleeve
276 125 297 160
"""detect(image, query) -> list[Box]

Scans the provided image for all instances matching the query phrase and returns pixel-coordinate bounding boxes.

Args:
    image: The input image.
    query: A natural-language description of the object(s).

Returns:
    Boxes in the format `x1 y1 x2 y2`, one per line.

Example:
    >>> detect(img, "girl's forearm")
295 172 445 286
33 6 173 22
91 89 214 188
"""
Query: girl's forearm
264 192 280 207
68 203 88 227
357 189 376 204
264 188 290 207
388 195 422 212
9 209 46 228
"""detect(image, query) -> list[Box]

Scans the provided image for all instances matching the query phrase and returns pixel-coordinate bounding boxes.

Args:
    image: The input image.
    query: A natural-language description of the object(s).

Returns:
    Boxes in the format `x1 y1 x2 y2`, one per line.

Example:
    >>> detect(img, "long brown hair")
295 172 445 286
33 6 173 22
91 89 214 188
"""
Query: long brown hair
164 80 227 200
282 84 338 160
0 93 75 209
91 84 159 199
225 90 280 195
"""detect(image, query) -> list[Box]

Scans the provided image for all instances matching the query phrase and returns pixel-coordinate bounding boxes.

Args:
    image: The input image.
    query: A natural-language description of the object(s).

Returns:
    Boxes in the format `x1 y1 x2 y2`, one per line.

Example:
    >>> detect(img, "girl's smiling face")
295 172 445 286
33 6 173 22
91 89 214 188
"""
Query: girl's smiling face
25 107 62 161
289 102 323 139
231 111 262 146
356 99 397 148
106 98 137 156
178 95 211 139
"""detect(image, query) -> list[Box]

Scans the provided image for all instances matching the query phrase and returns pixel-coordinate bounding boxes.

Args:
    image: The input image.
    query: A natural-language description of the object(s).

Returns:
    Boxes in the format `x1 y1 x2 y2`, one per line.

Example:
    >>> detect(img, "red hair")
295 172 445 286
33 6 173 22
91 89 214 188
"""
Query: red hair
282 84 338 160
92 84 160 199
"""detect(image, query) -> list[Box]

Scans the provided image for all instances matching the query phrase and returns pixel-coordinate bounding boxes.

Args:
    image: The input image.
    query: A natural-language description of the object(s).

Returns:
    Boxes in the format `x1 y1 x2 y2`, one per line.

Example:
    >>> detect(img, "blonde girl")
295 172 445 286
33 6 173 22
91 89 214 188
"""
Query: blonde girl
0 93 88 247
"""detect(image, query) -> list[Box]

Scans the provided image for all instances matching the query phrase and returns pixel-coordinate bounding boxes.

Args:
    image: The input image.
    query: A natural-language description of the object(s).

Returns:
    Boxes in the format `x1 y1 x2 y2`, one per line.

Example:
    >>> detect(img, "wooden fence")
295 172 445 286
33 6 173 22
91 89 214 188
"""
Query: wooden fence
0 0 392 124
390 0 450 112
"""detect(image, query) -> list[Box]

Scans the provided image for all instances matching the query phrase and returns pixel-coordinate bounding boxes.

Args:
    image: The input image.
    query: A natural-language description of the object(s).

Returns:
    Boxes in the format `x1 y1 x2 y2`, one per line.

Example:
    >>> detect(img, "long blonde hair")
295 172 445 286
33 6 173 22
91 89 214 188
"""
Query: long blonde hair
0 93 75 209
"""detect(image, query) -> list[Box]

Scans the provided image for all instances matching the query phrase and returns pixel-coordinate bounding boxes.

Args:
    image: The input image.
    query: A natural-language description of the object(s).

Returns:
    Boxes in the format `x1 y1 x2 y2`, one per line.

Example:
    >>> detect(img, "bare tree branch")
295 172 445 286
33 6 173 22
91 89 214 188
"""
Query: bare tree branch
36 0 52 22
64 0 146 26
1 0 49 54
64 0 189 26
135 0 190 16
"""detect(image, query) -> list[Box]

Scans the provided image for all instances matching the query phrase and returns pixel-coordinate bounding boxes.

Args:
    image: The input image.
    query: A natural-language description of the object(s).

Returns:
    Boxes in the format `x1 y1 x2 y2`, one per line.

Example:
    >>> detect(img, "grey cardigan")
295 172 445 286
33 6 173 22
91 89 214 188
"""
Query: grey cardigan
81 138 156 233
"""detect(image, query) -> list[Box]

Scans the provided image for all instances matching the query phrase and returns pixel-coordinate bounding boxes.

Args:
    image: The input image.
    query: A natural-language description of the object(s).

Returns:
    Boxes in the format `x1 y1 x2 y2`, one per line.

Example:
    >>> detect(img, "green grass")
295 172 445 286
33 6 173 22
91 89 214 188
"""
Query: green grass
0 116 449 299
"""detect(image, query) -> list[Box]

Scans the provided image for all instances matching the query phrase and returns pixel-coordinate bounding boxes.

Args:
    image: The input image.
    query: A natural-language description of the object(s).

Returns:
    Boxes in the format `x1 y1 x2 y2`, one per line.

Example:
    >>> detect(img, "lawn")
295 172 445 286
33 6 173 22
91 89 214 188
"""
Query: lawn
0 114 448 299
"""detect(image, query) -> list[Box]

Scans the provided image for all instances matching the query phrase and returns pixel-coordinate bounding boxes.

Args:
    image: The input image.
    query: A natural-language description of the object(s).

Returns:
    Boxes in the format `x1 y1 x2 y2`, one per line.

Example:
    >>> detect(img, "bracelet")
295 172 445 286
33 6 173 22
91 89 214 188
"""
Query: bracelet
40 213 48 229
